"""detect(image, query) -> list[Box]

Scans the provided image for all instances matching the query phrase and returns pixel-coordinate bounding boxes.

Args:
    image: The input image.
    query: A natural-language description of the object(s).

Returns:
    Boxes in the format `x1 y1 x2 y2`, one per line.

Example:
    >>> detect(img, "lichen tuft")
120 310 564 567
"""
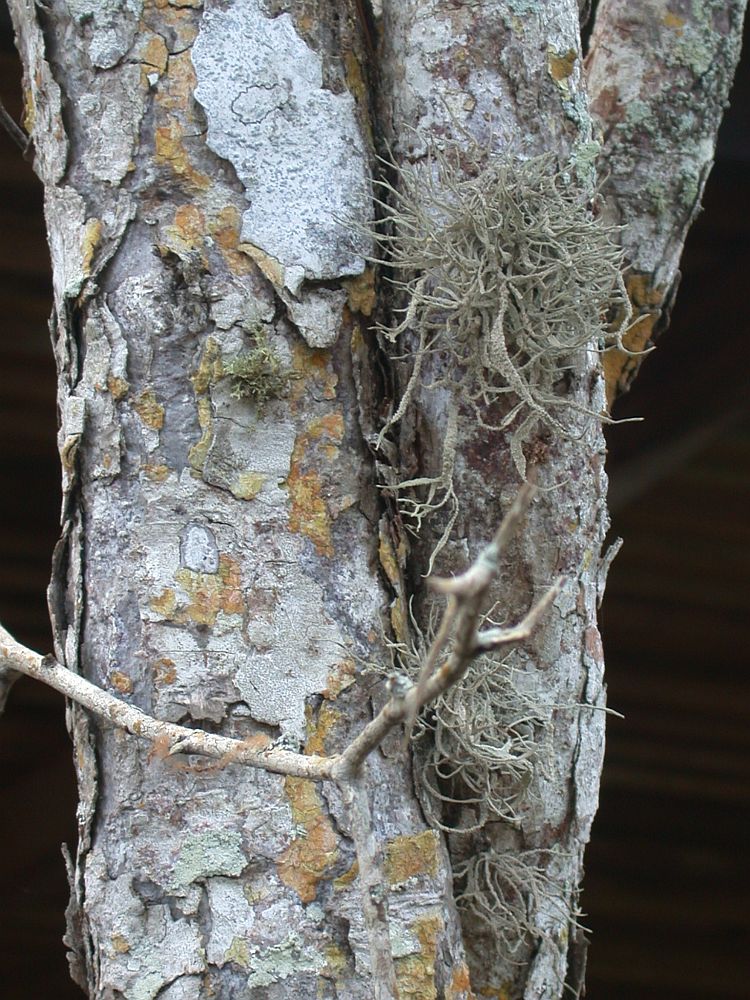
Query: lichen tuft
223 329 297 406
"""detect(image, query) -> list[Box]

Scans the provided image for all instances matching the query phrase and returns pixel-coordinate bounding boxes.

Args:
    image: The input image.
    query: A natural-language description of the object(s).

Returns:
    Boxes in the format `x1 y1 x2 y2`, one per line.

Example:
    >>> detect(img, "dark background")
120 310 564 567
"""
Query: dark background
0 6 748 997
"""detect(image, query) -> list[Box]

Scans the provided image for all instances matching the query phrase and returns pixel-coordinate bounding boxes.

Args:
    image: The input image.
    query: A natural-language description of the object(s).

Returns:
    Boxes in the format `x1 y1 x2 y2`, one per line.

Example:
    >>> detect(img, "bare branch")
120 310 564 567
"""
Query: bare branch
0 623 333 781
0 99 30 154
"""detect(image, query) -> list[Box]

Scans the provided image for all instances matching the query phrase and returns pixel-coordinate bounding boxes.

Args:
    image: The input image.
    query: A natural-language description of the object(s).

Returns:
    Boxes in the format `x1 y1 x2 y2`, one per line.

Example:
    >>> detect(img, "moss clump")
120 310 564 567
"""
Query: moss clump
223 331 295 405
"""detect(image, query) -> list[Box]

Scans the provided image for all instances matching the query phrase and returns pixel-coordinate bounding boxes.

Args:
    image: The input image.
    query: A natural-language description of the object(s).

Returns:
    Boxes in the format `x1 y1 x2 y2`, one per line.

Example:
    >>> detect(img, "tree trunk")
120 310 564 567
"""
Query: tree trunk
5 0 745 998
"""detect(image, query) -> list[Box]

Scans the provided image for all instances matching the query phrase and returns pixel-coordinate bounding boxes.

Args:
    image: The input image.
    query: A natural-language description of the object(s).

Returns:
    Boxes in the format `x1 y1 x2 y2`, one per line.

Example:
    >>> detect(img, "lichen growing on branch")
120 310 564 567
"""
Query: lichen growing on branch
390 620 549 834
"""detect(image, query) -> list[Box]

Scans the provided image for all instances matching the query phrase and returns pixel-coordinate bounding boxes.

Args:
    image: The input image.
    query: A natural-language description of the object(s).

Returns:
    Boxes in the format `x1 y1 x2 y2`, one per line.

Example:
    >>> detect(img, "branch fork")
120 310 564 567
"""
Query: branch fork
0 483 560 1000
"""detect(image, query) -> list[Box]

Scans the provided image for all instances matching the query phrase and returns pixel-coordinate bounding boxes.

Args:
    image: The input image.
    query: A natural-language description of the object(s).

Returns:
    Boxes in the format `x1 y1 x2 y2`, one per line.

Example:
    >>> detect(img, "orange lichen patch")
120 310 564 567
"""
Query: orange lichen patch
110 670 133 695
333 860 358 891
150 556 243 627
384 831 440 887
446 962 475 1000
289 342 338 404
140 33 169 71
286 465 333 557
304 701 340 757
285 410 345 555
162 203 206 258
142 463 171 482
395 913 442 1000
174 554 244 626
322 657 357 699
152 657 177 685
603 273 666 406
663 11 685 32
134 389 165 429
238 242 285 288
211 206 254 276
155 118 210 192
547 47 577 84
150 587 177 619
344 268 376 316
277 776 339 903
143 5 198 58
107 375 129 401
81 218 102 278
308 412 345 443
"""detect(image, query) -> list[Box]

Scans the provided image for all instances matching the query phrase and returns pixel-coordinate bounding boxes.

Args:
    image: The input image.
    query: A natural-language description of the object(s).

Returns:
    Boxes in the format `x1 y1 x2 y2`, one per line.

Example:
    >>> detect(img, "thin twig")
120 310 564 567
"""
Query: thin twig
0 100 31 154
0 624 333 780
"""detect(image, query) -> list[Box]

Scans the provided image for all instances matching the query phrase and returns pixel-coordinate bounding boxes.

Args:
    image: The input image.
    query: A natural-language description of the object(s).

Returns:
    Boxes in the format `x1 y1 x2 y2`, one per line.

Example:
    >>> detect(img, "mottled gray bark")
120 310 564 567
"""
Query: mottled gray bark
4 0 745 998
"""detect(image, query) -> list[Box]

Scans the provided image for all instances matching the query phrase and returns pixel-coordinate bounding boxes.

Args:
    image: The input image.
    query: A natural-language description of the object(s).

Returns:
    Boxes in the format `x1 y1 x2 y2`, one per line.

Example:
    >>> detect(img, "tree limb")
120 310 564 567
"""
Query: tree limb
0 488 559 1000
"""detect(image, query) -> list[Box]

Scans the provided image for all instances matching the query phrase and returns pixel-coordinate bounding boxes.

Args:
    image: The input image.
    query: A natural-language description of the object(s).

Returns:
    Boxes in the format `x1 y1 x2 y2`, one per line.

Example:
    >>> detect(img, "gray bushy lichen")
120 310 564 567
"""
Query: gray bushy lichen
391 621 549 833
373 143 632 479
223 330 295 405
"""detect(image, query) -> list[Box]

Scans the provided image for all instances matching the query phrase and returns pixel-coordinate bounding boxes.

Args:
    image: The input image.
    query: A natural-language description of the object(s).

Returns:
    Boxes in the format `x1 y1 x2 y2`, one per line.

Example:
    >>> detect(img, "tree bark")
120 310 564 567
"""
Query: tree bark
5 0 745 998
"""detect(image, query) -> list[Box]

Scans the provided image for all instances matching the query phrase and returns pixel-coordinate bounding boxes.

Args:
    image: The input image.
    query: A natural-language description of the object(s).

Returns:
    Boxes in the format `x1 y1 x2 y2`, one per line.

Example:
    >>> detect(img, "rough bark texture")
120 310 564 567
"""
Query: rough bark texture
378 3 610 995
587 0 746 401
5 0 745 998
8 1 468 997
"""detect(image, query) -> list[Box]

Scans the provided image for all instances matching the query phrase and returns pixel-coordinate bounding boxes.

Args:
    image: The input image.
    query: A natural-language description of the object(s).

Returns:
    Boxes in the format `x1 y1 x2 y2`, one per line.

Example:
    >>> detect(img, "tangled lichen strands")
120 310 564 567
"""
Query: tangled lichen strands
390 607 550 834
413 653 550 833
372 144 633 477
452 848 573 957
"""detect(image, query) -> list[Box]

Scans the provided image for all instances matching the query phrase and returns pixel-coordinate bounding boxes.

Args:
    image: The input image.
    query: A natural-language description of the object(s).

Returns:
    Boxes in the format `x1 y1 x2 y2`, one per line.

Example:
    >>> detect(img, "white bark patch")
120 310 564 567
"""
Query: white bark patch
45 185 88 303
192 0 371 345
170 829 246 891
65 0 143 69
180 523 219 574
85 864 205 1000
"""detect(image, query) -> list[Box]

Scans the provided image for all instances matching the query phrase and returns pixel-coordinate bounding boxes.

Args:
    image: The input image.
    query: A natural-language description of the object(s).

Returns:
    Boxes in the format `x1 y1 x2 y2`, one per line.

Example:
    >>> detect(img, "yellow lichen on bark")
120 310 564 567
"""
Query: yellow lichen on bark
174 554 244 626
81 218 102 277
162 203 207 259
395 913 443 1000
322 657 357 699
290 343 339 404
285 412 345 557
447 962 476 1000
134 389 165 429
211 206 254 276
154 118 211 192
277 776 339 903
150 555 244 627
384 831 440 886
